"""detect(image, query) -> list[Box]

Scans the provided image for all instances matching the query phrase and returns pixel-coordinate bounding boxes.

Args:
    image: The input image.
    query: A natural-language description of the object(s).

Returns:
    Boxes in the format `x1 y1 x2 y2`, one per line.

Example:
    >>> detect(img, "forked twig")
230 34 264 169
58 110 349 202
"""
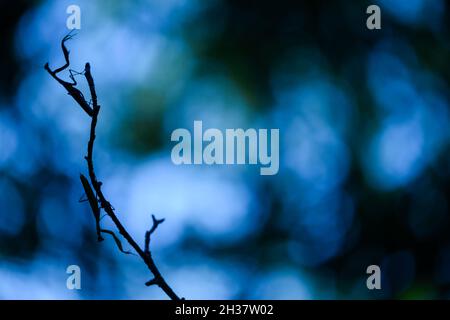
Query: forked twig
45 33 181 300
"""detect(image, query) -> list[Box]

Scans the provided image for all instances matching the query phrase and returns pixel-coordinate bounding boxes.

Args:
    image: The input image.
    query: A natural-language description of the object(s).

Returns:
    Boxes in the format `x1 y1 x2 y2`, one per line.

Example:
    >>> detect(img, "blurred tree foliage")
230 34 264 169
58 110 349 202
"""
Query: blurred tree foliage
0 0 449 299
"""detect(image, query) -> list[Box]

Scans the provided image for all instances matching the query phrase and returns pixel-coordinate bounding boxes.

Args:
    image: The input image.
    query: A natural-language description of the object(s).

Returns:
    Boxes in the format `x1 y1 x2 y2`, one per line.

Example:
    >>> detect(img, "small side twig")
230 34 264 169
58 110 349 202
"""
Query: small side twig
145 215 165 256
45 33 181 300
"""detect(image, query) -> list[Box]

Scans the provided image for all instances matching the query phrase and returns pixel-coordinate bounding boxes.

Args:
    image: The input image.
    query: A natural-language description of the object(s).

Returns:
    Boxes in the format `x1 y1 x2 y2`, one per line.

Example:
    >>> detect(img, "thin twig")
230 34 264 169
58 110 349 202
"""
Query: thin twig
45 33 181 300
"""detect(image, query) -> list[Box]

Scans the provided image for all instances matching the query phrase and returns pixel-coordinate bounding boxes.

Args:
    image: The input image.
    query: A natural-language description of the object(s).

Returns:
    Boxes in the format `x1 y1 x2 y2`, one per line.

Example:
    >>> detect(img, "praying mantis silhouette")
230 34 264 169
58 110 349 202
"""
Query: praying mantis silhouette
44 31 94 117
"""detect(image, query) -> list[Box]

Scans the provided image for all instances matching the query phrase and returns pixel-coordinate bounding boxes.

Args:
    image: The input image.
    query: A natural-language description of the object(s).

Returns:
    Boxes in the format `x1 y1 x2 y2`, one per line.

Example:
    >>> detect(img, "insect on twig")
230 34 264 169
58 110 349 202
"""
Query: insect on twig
80 174 103 242
80 174 133 255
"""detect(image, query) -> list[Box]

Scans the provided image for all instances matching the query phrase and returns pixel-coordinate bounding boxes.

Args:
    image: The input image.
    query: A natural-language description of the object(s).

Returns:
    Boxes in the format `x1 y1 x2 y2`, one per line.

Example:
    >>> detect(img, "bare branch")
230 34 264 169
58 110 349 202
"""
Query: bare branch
46 33 181 300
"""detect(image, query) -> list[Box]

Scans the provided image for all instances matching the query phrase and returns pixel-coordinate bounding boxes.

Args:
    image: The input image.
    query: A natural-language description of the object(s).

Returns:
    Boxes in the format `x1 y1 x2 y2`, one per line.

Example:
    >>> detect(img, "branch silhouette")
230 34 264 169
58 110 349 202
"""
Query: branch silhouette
45 33 181 300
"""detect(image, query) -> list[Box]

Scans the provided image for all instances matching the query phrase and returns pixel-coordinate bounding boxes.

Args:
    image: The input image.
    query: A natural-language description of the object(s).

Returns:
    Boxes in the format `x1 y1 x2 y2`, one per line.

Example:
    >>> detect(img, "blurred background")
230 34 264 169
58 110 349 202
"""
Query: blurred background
0 0 449 299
